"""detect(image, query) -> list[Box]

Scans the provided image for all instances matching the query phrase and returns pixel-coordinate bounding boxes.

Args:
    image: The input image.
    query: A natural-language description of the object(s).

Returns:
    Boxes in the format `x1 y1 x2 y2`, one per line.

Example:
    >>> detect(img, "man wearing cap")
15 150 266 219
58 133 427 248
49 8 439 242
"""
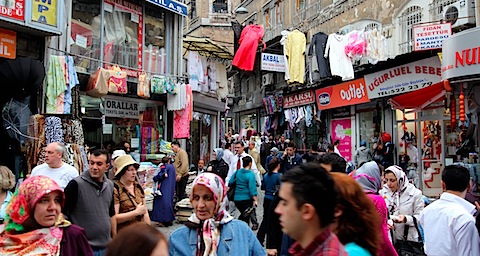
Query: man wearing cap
64 149 115 256
171 141 189 201
30 142 79 189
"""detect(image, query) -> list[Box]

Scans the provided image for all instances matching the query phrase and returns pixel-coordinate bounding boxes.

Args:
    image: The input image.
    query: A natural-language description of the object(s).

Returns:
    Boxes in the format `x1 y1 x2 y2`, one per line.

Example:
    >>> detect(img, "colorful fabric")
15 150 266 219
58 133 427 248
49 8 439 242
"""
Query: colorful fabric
0 176 70 256
45 116 64 145
173 84 192 139
187 173 234 256
46 56 67 113
232 25 265 71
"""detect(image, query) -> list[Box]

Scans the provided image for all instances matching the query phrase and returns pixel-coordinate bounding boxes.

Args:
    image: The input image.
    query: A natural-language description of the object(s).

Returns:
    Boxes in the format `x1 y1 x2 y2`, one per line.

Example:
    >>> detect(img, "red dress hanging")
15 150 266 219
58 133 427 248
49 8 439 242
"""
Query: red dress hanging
232 25 265 71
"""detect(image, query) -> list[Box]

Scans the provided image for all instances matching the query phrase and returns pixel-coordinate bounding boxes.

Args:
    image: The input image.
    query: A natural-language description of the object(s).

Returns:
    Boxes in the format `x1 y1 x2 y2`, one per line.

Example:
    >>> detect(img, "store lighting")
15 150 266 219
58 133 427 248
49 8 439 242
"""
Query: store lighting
235 6 249 14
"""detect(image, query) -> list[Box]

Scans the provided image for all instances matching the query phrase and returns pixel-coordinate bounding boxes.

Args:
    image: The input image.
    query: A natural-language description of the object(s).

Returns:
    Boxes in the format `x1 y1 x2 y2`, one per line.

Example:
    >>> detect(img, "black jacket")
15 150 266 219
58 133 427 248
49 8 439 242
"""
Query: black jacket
207 159 229 181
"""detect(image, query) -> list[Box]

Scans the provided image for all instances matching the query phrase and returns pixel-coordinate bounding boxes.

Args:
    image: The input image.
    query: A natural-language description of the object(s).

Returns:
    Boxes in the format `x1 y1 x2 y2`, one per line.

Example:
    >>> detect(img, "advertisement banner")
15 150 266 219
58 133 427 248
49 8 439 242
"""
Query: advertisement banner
331 118 352 161
413 23 451 51
261 53 285 72
364 57 442 99
283 90 314 108
0 28 16 59
442 27 480 80
104 98 139 119
32 0 57 26
0 0 24 21
315 78 370 110
146 0 188 17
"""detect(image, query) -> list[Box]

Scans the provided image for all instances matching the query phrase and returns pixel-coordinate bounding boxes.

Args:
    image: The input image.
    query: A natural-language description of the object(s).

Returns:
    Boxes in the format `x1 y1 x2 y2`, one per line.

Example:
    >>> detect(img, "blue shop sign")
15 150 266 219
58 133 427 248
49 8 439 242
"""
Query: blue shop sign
146 0 188 16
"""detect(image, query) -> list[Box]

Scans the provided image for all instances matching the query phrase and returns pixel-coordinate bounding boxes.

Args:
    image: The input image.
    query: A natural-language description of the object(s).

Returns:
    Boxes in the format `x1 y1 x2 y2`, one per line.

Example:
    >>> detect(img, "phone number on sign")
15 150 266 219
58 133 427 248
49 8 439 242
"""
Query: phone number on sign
376 81 433 97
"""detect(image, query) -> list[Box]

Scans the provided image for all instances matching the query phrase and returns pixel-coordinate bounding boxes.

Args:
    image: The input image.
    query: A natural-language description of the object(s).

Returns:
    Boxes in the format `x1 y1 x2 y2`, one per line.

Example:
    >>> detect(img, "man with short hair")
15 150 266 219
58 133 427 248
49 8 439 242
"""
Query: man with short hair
64 149 115 256
317 153 347 173
196 159 206 174
30 142 79 189
172 141 189 201
302 143 321 163
223 142 234 166
333 140 343 157
419 165 480 255
226 141 261 187
248 140 266 176
280 142 302 173
275 163 347 256
277 135 287 151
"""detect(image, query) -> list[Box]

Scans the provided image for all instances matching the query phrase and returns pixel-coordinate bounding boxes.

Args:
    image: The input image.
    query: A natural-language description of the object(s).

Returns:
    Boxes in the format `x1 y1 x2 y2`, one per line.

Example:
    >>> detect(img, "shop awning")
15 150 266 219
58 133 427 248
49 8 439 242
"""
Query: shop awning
389 82 446 111
183 36 233 60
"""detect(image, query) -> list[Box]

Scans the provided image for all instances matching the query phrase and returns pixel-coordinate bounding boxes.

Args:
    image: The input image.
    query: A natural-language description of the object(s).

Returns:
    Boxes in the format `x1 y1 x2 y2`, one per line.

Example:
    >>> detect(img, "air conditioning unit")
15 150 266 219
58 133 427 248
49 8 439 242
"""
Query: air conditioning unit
262 73 274 86
443 0 475 28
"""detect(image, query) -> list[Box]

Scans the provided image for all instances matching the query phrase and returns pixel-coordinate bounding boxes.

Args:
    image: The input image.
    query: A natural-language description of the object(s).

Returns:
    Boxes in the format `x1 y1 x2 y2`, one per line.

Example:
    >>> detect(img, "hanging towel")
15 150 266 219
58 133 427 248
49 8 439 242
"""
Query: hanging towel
64 56 80 114
305 105 313 127
46 56 67 113
296 106 305 124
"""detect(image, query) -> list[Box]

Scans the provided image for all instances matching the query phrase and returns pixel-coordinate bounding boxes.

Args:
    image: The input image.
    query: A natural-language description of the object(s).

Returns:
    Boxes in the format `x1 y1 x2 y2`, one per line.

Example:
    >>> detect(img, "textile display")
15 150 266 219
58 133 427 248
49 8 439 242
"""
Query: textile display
167 83 187 111
280 30 291 81
25 114 86 174
151 75 167 94
308 32 330 79
141 126 160 161
285 30 306 84
45 56 67 113
187 51 204 92
324 33 354 81
232 24 265 71
173 84 192 139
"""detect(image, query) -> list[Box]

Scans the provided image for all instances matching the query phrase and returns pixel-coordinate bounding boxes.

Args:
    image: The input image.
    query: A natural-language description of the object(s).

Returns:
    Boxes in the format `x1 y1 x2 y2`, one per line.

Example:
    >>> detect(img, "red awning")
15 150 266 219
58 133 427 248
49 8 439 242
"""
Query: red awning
389 82 446 111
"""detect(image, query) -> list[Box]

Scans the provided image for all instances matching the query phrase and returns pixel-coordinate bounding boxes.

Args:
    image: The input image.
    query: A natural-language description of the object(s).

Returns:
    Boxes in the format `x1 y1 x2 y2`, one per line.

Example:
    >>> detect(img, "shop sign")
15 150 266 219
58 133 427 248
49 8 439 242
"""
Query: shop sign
32 0 57 26
413 23 451 51
332 106 351 119
0 28 16 59
0 0 24 21
146 0 188 17
315 78 370 110
364 57 441 99
261 53 285 72
442 27 480 80
105 98 139 119
331 118 352 161
283 90 314 108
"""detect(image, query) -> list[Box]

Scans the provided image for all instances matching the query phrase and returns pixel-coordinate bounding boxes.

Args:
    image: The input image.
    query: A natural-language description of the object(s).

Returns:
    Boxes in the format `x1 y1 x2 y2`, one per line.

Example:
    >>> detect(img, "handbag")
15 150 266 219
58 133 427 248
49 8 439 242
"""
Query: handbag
107 65 128 94
394 217 426 256
86 67 109 98
151 75 167 94
137 71 151 98
227 171 237 201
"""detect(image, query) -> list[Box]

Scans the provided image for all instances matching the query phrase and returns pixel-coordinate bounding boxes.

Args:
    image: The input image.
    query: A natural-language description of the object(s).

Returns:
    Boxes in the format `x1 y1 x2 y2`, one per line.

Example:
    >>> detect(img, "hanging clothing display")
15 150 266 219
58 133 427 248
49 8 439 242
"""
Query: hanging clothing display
200 57 209 92
324 33 354 81
232 24 265 71
167 83 187 111
280 30 291 81
365 28 387 64
285 30 306 84
45 56 80 114
187 51 204 92
308 32 330 79
208 60 217 91
173 84 193 139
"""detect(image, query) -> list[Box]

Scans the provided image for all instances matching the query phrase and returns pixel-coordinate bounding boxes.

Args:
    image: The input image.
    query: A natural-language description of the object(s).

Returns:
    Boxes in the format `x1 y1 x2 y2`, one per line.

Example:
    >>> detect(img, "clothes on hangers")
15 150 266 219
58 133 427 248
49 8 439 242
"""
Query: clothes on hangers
285 30 306 85
324 33 354 81
232 24 265 71
308 32 330 79
187 51 204 92
280 30 292 81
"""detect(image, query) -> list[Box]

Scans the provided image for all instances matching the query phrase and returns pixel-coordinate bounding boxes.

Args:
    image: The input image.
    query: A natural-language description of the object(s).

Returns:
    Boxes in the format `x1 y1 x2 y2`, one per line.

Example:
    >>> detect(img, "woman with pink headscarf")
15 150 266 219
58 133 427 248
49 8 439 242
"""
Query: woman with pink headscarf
169 172 264 255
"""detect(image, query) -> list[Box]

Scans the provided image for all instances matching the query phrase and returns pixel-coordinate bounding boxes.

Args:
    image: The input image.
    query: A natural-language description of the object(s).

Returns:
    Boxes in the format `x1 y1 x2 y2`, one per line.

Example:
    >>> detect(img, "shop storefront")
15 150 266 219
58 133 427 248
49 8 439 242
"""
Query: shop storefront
315 78 371 161
0 1 65 177
439 27 480 197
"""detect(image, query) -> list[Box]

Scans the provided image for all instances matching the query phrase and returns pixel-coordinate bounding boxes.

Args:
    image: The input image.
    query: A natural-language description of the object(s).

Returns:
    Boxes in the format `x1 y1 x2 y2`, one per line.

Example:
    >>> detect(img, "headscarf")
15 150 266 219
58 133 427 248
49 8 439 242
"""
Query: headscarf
383 165 409 215
213 148 224 161
353 161 382 193
270 147 279 156
0 176 70 255
187 173 234 256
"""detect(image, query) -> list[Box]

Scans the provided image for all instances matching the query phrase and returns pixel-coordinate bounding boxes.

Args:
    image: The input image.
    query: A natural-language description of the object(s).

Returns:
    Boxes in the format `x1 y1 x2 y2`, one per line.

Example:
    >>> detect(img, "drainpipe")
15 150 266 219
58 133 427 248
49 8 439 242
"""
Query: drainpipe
477 0 480 27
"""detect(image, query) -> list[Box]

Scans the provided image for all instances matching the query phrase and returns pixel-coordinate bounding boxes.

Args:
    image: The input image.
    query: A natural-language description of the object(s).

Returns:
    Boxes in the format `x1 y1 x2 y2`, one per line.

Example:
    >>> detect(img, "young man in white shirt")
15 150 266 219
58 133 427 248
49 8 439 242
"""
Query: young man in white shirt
30 142 79 189
419 165 480 256
222 142 234 166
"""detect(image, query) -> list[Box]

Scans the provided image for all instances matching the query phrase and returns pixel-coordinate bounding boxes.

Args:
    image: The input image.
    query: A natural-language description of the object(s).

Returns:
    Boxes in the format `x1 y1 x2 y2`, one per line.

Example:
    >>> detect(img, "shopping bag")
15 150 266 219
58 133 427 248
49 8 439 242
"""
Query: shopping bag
137 72 151 98
107 65 128 94
86 67 109 98
151 75 167 94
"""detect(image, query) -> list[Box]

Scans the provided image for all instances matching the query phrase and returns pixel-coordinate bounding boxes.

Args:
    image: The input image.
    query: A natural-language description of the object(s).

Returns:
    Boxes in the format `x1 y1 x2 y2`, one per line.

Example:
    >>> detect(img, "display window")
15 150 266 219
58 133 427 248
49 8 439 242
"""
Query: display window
144 5 166 74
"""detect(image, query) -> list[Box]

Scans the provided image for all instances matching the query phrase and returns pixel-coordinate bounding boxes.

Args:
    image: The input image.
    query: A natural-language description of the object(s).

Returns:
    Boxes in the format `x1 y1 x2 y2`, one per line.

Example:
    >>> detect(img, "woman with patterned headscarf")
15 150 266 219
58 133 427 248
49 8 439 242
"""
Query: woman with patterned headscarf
353 161 398 256
380 165 424 244
0 176 93 255
169 172 264 255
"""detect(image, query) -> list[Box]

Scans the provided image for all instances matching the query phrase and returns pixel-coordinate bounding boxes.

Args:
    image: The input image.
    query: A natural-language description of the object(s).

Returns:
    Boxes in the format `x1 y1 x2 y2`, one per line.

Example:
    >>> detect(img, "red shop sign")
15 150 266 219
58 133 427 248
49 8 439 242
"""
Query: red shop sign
0 0 25 21
283 90 315 108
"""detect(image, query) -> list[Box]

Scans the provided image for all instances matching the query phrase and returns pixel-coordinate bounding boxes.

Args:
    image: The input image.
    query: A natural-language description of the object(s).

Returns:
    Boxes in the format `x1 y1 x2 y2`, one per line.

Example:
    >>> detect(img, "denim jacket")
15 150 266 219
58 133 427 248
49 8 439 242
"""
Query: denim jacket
169 220 266 255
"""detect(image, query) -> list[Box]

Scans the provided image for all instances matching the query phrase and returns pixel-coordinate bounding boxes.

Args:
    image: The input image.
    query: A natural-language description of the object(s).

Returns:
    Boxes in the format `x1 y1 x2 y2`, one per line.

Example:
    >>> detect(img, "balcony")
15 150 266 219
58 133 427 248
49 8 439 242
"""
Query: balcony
293 0 321 28
264 24 284 42
398 41 413 55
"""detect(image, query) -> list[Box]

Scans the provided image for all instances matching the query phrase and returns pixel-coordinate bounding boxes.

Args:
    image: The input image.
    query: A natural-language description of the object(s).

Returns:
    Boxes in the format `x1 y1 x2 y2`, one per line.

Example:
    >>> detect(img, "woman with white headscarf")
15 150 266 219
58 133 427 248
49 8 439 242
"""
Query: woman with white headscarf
169 172 264 255
380 165 424 244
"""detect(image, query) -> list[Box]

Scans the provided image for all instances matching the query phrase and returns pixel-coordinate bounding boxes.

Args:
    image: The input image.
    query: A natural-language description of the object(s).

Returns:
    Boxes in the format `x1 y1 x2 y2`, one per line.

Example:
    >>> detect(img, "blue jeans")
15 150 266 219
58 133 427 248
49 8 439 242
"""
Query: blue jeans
92 247 106 256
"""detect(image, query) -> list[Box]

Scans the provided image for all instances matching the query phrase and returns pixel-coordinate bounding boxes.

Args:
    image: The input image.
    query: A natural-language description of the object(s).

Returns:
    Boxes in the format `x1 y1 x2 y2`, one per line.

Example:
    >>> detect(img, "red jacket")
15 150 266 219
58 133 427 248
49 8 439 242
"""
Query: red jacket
232 25 265 71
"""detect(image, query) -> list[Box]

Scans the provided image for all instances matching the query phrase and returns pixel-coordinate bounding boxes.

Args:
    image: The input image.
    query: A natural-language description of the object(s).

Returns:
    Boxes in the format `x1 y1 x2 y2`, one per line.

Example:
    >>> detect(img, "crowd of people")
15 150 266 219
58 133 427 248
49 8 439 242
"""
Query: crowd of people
1 134 480 256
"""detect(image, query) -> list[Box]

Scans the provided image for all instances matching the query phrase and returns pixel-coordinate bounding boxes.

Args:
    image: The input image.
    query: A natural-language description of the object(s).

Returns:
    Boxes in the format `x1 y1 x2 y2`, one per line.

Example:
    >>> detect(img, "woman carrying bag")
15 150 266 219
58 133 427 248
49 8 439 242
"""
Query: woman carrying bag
380 165 425 256
228 156 258 225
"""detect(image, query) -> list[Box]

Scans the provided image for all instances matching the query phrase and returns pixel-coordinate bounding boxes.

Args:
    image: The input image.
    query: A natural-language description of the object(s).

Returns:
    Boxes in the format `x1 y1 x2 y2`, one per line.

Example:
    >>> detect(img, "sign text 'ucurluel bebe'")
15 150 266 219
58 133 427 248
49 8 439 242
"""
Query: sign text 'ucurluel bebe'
364 56 441 99
315 78 370 110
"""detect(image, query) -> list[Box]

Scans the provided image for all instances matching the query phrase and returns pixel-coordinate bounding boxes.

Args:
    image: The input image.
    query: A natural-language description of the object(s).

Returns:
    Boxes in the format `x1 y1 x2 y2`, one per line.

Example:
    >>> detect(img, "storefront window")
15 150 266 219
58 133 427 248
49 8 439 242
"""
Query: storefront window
189 112 212 163
71 0 102 73
103 0 142 71
240 113 257 139
144 6 166 74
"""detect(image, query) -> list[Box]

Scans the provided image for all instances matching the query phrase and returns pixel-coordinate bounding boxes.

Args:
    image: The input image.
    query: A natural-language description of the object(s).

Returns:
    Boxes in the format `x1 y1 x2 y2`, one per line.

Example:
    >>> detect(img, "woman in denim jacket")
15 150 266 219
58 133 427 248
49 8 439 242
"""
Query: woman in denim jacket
169 172 265 255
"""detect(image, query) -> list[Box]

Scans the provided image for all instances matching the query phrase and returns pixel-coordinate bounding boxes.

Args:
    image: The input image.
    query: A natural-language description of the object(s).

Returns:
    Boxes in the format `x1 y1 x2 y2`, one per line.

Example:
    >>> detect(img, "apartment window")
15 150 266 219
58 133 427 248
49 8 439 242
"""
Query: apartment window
213 0 227 13
189 0 197 19
264 9 270 28
398 6 422 54
296 0 305 11
365 23 380 31
275 0 283 25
